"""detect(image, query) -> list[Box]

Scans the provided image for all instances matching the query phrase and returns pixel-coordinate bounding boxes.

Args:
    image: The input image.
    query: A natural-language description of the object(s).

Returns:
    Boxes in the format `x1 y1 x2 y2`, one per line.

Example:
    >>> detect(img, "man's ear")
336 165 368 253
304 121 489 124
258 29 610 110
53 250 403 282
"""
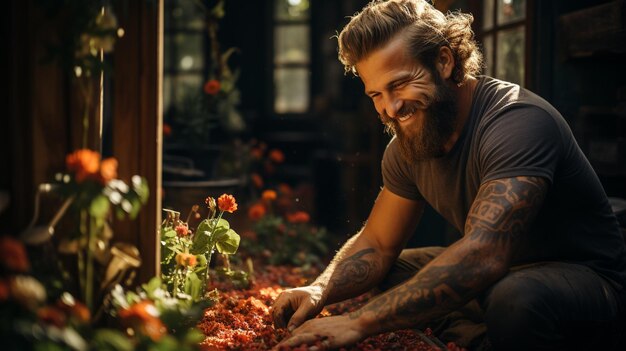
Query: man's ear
436 46 455 80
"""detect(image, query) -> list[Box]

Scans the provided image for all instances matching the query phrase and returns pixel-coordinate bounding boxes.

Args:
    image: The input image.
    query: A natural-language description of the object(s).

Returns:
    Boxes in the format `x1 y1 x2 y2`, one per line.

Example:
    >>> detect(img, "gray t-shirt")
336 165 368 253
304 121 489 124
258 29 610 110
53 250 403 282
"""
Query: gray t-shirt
382 76 626 287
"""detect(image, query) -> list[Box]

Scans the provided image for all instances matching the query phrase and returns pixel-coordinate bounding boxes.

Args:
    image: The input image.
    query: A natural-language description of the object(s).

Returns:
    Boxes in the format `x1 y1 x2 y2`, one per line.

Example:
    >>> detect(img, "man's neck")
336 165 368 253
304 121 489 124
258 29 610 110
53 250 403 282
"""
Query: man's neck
442 77 478 153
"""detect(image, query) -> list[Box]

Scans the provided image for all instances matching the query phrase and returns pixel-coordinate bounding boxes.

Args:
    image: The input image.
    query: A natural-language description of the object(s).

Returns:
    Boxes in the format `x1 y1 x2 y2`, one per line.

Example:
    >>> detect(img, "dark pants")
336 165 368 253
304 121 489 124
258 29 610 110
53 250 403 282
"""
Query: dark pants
378 247 626 351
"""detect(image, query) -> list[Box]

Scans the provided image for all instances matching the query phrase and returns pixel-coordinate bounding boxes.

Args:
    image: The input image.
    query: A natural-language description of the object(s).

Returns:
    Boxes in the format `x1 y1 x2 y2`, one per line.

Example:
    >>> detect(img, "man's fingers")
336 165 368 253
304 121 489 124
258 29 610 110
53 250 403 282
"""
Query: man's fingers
287 304 310 331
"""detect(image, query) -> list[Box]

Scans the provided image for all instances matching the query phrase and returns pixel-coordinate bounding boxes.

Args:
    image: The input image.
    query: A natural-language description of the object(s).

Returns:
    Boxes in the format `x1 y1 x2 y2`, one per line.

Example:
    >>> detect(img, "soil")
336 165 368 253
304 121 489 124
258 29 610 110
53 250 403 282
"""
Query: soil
197 266 465 351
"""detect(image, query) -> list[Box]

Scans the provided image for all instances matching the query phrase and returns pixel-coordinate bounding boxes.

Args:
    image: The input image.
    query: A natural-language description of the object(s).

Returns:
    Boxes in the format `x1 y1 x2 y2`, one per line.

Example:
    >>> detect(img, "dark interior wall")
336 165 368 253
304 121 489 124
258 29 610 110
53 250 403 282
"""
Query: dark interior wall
533 0 626 199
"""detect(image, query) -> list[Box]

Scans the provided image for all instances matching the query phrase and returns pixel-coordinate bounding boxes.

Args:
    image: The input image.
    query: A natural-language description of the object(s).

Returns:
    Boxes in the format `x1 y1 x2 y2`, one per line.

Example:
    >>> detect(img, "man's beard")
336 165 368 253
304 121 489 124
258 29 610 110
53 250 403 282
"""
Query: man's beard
381 75 458 162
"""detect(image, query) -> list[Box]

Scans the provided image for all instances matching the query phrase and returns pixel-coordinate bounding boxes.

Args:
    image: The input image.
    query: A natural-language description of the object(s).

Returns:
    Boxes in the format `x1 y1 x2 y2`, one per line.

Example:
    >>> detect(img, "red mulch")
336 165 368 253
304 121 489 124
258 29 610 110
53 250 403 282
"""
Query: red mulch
197 266 466 351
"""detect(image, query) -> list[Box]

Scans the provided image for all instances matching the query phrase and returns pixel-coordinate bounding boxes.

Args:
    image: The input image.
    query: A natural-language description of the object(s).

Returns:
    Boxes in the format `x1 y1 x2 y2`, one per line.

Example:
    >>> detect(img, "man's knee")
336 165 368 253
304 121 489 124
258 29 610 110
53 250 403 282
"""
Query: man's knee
483 273 558 350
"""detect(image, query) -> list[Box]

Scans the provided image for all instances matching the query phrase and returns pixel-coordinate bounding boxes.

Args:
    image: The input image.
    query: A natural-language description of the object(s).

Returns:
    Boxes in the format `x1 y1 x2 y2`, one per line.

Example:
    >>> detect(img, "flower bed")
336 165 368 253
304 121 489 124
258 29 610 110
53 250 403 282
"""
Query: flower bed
198 266 465 351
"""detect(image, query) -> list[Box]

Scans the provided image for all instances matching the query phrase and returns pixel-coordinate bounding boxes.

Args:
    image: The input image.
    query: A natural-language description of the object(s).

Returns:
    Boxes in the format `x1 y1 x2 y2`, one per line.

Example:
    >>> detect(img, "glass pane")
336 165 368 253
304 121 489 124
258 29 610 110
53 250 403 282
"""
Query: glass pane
497 0 526 25
496 26 525 86
164 35 172 71
173 74 203 106
174 33 204 71
274 68 309 113
163 75 172 114
482 0 494 30
166 0 204 30
274 25 310 64
275 0 310 21
482 34 494 77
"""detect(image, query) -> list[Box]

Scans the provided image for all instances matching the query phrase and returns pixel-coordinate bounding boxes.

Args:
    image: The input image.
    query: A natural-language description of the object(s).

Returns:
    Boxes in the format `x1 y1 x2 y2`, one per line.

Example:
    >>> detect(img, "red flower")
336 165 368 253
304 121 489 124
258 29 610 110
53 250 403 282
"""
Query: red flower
38 306 67 328
99 157 118 184
0 237 30 272
286 211 310 224
119 300 166 341
250 147 263 160
175 224 189 237
248 203 266 221
204 79 221 95
0 280 9 301
162 123 172 137
66 149 100 183
251 173 264 189
268 149 285 163
217 194 238 213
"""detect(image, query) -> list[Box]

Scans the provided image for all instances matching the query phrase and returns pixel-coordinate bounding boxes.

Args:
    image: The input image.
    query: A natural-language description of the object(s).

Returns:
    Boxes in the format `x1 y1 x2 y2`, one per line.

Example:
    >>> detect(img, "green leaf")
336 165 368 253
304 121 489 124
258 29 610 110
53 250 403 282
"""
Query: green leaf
190 230 212 255
90 194 110 219
184 272 202 302
91 329 133 351
215 229 240 255
184 328 206 344
142 276 162 295
163 230 176 238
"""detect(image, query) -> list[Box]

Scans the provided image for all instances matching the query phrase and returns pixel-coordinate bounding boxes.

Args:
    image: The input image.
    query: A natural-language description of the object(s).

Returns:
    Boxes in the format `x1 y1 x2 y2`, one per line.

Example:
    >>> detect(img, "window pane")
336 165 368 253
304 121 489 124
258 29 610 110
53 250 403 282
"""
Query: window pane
166 0 204 30
482 34 494 77
174 33 204 71
173 74 203 106
483 0 494 30
496 26 525 86
163 75 172 113
164 35 172 71
497 0 526 25
275 0 310 21
274 68 309 113
274 25 310 64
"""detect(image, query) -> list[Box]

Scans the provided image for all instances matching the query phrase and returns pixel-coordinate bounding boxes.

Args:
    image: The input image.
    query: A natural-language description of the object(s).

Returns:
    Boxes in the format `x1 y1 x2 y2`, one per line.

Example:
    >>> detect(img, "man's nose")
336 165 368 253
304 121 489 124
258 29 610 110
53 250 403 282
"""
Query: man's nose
384 95 403 119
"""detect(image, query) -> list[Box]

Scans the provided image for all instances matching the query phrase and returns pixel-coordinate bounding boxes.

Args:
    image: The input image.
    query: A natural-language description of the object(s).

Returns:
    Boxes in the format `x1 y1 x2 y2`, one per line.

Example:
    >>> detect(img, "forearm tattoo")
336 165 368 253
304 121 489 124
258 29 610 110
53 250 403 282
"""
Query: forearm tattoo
350 176 547 331
329 248 380 292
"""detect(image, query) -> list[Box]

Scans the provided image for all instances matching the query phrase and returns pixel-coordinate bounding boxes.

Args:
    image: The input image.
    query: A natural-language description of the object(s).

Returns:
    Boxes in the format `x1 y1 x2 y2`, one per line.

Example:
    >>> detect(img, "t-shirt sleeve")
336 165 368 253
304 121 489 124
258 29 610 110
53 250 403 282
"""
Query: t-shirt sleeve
381 138 423 200
478 104 563 185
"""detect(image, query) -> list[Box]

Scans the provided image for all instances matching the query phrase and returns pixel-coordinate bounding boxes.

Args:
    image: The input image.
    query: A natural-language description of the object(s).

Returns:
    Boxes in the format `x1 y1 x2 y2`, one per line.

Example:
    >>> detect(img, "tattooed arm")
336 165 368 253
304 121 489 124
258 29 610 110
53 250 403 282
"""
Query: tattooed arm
350 176 548 335
271 187 424 329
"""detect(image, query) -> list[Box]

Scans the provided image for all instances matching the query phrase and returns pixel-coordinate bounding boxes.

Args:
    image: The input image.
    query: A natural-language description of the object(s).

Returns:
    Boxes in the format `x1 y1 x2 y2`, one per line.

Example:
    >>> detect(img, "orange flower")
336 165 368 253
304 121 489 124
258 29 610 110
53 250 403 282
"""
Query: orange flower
250 173 264 189
175 253 197 267
162 123 172 137
286 211 310 224
262 190 277 201
57 299 90 323
217 194 238 213
268 149 285 163
99 157 118 184
175 224 189 237
66 149 100 182
203 79 221 95
119 300 166 341
0 237 30 272
248 203 266 221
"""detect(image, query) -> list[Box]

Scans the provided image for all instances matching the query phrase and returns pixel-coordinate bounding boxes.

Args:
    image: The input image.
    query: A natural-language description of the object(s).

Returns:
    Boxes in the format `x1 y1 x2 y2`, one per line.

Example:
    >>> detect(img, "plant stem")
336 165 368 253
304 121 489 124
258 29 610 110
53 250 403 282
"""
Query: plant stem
78 210 87 304
86 215 95 312
202 211 224 294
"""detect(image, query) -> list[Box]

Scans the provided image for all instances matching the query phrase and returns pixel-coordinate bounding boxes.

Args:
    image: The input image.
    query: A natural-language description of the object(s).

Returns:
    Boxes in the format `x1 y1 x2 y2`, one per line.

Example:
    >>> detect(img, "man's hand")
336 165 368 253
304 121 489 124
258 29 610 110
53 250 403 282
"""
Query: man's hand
272 315 366 350
271 285 326 331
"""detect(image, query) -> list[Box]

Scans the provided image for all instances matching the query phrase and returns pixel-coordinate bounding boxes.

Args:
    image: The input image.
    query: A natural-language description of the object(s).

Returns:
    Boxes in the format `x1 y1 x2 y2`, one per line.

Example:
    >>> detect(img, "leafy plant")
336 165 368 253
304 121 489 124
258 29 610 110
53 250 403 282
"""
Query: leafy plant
160 194 245 301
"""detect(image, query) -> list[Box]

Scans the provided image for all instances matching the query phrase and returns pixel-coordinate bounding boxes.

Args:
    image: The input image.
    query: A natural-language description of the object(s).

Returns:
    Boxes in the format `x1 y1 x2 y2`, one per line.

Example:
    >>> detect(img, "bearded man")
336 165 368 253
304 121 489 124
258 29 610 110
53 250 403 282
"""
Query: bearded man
271 0 626 350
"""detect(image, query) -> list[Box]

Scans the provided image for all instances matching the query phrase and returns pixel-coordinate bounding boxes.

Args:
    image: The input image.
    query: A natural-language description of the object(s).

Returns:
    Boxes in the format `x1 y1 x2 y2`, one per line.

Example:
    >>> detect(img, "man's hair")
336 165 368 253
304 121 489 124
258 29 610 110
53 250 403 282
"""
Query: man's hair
337 0 482 84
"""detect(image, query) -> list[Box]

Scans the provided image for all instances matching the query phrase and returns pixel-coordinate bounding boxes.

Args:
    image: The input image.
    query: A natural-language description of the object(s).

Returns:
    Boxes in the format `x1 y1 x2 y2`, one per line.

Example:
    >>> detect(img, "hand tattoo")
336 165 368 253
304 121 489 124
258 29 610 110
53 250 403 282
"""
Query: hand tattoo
330 248 379 291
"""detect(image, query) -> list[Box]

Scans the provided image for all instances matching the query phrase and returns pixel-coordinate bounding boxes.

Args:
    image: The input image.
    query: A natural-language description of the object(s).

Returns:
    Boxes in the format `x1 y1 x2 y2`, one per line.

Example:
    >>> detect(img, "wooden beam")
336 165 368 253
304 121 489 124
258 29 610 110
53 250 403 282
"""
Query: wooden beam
112 0 163 284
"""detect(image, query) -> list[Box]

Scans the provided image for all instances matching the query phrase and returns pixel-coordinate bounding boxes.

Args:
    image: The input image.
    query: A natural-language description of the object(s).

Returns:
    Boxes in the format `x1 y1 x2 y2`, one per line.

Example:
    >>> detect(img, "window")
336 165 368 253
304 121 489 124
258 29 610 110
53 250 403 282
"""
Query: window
482 0 527 86
273 0 311 114
163 0 206 115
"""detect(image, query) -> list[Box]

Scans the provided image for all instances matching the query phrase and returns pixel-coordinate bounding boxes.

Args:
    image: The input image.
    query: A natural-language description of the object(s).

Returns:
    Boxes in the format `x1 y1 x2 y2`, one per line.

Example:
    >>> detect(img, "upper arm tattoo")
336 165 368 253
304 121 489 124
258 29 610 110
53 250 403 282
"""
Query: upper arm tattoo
465 176 548 245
